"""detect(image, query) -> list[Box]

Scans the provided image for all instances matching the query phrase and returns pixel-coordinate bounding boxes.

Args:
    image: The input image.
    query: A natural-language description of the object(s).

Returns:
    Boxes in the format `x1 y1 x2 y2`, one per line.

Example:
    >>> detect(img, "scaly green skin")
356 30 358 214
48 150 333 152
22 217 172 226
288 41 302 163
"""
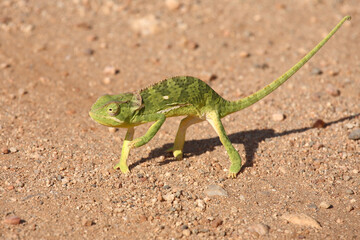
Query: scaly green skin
89 16 350 178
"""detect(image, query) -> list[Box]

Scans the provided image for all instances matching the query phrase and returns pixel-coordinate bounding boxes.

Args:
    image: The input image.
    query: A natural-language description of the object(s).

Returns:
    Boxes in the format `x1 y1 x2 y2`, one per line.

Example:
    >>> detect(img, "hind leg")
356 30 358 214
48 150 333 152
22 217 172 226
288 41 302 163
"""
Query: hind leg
206 111 242 178
168 116 203 159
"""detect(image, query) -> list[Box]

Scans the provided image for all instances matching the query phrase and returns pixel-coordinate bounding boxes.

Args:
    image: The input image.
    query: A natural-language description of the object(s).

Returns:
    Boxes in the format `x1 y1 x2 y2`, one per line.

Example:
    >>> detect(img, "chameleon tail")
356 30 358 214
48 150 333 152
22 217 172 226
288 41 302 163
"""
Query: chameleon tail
223 16 350 117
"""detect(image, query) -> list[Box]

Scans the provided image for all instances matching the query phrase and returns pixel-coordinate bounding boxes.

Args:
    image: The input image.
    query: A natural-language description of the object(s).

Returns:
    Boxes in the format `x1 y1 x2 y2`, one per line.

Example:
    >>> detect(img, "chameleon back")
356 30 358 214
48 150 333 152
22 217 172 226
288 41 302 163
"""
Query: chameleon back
139 76 226 118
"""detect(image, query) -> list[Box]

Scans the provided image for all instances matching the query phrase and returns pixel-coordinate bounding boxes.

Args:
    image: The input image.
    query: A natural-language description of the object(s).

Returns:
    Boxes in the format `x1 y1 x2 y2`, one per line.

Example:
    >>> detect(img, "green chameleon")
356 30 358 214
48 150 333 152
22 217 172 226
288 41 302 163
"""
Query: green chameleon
89 16 350 178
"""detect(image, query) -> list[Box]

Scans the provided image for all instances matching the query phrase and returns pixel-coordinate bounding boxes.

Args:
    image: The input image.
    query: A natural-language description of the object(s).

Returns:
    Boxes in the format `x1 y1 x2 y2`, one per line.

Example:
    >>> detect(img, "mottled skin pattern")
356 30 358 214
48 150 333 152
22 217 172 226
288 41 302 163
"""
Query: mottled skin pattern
140 77 226 118
89 16 350 178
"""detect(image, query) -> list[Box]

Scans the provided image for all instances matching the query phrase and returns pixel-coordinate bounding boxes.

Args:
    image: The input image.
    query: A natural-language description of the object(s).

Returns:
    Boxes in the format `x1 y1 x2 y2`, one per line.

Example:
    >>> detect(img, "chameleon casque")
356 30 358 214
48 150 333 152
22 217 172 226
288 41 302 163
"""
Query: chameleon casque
89 16 350 178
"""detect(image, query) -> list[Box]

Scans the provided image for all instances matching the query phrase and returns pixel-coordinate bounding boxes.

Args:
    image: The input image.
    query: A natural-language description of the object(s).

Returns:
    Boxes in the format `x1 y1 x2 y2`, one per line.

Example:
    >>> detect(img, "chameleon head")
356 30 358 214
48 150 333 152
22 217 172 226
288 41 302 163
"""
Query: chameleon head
89 93 141 128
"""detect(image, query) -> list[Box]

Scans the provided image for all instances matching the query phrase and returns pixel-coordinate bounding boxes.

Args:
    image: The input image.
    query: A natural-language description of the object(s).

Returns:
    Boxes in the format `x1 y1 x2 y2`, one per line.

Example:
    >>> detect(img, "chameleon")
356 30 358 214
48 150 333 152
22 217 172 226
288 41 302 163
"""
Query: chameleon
89 16 350 178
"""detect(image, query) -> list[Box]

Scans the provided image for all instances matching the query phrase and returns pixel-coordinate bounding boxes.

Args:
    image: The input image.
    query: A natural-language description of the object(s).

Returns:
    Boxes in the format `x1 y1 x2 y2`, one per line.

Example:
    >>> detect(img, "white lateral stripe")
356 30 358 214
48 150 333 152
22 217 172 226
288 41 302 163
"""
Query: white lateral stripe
106 116 123 123
157 105 181 114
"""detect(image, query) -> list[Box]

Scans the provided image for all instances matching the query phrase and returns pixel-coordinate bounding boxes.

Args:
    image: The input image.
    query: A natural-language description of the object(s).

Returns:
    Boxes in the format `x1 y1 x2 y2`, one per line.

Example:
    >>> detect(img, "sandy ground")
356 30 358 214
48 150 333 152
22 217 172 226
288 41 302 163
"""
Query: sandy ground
1 0 359 239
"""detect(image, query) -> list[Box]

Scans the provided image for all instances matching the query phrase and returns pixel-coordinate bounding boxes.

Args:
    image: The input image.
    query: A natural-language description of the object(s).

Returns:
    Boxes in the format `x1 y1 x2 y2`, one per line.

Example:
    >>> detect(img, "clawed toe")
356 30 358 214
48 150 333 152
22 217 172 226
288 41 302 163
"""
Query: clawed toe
227 172 237 178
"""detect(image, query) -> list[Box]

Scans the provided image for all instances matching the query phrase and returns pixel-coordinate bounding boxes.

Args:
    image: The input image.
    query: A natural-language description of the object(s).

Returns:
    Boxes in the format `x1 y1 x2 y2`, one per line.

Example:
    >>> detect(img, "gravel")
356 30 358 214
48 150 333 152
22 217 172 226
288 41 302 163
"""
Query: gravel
348 129 360 140
204 184 228 197
0 1 358 239
3 216 21 225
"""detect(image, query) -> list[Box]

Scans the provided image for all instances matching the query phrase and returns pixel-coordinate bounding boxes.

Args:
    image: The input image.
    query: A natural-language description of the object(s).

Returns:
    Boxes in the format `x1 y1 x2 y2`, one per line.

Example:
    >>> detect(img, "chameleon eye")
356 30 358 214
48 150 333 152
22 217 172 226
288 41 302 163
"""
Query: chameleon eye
107 104 120 116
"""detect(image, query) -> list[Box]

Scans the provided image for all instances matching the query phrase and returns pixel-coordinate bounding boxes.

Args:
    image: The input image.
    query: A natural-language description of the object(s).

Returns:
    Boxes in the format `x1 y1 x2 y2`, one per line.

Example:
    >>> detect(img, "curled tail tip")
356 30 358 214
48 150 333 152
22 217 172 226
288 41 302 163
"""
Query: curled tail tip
345 15 351 21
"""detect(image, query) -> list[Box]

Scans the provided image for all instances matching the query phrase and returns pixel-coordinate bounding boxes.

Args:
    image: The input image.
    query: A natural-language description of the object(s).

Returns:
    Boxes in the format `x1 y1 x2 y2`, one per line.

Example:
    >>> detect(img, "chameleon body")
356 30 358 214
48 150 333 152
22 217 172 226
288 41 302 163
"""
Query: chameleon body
89 16 350 178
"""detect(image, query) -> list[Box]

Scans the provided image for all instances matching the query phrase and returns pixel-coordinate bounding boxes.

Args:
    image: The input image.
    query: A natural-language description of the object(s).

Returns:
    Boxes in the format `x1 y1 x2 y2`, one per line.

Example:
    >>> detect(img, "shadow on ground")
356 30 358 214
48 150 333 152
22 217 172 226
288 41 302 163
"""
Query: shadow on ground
129 114 359 171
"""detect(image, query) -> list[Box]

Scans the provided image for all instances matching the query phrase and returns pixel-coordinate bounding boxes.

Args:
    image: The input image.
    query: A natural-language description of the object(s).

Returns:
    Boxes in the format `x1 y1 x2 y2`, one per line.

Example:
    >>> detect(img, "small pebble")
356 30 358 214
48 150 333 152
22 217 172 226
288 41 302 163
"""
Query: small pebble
179 37 199 50
204 184 228 197
248 223 270 235
20 24 35 33
83 48 95 55
312 119 326 128
138 215 147 222
163 185 171 189
182 229 191 236
346 206 354 212
310 92 322 101
108 127 117 133
281 213 321 229
100 42 108 49
272 112 285 121
18 88 27 96
157 192 164 202
181 224 188 229
325 84 340 97
343 175 351 181
102 77 112 85
345 123 355 129
199 72 217 82
346 189 354 195
9 147 17 153
319 201 332 209
185 40 199 50
33 44 47 52
239 51 250 58
328 69 340 76
276 3 287 9
254 63 269 69
87 34 98 42
4 216 21 225
230 206 238 214
130 15 161 36
307 203 318 210
348 129 360 140
163 193 175 202
278 166 287 174
311 67 323 75
1 147 10 154
0 63 11 69
253 14 262 22
76 22 92 30
103 66 119 75
82 218 94 226
211 218 223 228
195 199 206 211
165 0 180 10
0 16 11 24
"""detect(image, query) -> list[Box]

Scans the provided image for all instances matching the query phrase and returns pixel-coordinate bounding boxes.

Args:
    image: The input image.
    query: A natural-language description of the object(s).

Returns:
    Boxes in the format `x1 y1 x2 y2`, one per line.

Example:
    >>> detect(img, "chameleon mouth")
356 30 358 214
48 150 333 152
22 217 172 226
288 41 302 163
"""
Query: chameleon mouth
88 111 95 119
89 111 103 124
89 111 125 127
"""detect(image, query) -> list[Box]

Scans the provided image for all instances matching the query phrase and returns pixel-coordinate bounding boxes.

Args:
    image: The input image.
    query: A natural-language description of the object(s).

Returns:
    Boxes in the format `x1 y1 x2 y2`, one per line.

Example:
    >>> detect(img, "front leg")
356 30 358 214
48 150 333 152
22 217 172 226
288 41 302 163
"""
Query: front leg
114 114 166 173
114 127 134 173
131 114 166 148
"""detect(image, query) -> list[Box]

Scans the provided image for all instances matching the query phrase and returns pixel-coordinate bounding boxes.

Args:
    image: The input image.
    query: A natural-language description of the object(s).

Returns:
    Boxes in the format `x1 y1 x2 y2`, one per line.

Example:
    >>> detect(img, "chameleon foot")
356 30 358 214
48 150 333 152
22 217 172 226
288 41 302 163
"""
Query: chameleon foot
113 163 130 174
173 150 183 160
228 164 241 178
228 172 237 178
165 147 183 160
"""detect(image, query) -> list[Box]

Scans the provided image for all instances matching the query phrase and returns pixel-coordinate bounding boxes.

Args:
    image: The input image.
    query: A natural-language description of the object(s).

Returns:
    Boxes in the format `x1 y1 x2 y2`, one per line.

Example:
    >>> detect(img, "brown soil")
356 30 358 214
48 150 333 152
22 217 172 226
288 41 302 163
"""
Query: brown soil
1 1 359 239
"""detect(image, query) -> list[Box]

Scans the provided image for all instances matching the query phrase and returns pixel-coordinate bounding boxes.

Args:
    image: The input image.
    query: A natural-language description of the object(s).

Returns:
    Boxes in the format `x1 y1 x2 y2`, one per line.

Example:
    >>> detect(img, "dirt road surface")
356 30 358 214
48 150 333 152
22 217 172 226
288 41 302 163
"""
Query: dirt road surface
1 0 359 239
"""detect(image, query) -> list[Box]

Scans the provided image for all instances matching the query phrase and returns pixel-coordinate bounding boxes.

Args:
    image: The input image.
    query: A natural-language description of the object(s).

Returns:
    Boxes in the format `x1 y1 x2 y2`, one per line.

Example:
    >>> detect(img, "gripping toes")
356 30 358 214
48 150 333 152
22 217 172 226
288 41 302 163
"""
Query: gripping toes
173 149 183 160
113 162 130 174
228 163 241 178
165 146 183 160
